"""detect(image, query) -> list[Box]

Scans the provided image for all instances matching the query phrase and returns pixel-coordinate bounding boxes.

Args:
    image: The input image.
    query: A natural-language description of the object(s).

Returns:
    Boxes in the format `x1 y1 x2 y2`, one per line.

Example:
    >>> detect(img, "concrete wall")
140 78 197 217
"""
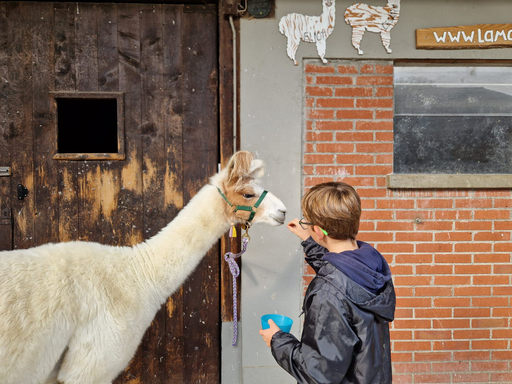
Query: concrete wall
233 1 512 382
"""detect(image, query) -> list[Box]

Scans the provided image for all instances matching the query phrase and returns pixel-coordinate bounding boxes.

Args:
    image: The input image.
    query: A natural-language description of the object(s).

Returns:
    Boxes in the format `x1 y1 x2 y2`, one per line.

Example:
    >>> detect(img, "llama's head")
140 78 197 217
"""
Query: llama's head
212 151 287 227
323 0 335 8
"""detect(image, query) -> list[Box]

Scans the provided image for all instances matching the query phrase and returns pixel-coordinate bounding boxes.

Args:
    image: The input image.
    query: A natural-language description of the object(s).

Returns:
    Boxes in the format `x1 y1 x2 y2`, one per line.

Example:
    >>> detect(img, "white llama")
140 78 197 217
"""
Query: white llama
344 0 401 55
0 151 287 384
279 0 336 65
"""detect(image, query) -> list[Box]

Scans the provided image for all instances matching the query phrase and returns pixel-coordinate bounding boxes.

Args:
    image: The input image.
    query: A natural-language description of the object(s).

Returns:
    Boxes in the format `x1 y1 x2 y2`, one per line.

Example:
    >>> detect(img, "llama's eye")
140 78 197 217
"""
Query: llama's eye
243 193 255 199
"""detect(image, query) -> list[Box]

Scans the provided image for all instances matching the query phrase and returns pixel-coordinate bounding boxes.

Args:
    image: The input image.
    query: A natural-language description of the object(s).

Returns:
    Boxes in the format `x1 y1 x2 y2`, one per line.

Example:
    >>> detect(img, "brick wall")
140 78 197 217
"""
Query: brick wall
303 59 512 383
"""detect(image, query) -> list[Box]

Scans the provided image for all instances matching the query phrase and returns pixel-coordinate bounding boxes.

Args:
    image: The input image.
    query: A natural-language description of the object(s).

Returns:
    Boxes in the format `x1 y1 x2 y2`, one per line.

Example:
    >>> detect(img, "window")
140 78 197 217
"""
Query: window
51 92 125 160
388 64 512 188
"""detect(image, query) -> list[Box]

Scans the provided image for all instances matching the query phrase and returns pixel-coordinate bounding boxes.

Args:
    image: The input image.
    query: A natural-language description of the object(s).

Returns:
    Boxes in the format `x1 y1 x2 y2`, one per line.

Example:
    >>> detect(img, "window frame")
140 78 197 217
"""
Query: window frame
388 60 512 189
50 92 125 161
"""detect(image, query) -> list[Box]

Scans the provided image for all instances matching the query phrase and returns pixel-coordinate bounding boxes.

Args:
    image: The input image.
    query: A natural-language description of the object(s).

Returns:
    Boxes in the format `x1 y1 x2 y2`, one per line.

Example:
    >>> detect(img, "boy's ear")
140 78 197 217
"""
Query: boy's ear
313 226 326 240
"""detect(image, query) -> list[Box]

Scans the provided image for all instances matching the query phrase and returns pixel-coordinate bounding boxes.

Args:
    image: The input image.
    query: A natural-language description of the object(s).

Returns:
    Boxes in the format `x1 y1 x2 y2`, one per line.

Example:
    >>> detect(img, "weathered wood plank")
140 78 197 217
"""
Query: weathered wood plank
112 4 144 382
181 6 220 383
75 2 100 243
162 4 185 382
7 1 35 250
139 5 169 382
0 2 12 251
53 1 78 242
32 2 58 246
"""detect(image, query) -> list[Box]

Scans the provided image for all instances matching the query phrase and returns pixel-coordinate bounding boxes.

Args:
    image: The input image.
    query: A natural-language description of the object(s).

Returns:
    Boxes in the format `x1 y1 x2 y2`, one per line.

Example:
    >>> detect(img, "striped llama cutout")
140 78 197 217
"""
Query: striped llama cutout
279 0 336 66
344 0 400 55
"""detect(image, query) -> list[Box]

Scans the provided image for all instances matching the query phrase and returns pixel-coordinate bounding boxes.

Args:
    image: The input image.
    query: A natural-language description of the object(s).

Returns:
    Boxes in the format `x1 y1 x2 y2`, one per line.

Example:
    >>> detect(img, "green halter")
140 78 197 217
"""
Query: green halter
217 187 268 223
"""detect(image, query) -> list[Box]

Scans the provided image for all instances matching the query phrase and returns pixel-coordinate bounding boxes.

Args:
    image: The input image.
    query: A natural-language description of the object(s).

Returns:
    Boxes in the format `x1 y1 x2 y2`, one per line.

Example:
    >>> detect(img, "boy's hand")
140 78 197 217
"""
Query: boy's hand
259 319 281 348
287 219 311 241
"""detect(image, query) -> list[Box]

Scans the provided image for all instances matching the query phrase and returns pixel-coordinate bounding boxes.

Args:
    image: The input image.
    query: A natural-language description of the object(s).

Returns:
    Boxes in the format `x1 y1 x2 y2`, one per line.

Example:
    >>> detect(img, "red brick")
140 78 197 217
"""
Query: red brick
316 165 353 176
432 319 470 329
434 298 470 307
357 98 393 108
453 329 490 339
394 341 432 351
392 352 413 362
390 330 413 340
494 243 512 252
336 109 374 120
317 98 354 108
433 340 469 350
416 243 453 253
474 275 509 285
376 200 415 209
434 232 472 242
335 87 372 97
491 329 512 339
494 198 512 208
491 372 512 382
305 86 333 96
375 110 394 119
317 76 353 85
305 64 335 73
355 165 392 175
415 287 452 297
395 211 433 220
452 373 492 383
304 154 335 164
454 286 491 296
357 232 393 242
375 87 393 97
419 221 453 231
395 297 432 307
415 352 451 362
416 265 453 275
305 97 315 107
356 121 393 131
305 131 333 141
493 307 512 317
453 308 490 318
455 199 493 208
394 285 414 295
494 221 512 230
455 221 493 231
395 254 433 263
376 64 393 74
304 177 335 186
355 188 387 198
454 351 491 360
432 362 470 372
472 318 508 328
454 264 492 274
435 275 471 285
337 65 358 74
415 330 451 340
493 350 512 360
472 339 508 349
336 132 374 141
471 361 508 371
494 264 512 273
316 120 353 130
342 176 375 186
356 75 393 85
395 232 433 242
306 75 314 84
434 254 471 264
413 374 451 383
392 374 413 384
356 143 393 153
415 309 452 318
475 253 511 263
474 210 510 220
336 154 374 164
316 143 354 153
360 64 374 73
435 210 472 220
307 109 335 119
416 199 453 208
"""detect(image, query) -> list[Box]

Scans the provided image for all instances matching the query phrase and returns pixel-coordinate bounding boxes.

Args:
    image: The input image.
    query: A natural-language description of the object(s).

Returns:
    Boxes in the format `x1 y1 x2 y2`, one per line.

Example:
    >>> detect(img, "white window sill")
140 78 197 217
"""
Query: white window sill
386 174 512 189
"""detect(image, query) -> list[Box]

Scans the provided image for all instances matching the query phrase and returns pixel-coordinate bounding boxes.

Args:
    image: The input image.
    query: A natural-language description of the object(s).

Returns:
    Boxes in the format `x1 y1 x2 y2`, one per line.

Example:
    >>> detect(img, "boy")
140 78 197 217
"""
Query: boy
260 182 396 383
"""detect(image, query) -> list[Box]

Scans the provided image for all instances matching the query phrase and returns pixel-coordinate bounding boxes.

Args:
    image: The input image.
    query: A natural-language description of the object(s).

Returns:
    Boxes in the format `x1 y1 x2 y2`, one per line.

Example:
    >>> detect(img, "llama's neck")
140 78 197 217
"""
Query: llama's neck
321 4 336 31
134 184 231 305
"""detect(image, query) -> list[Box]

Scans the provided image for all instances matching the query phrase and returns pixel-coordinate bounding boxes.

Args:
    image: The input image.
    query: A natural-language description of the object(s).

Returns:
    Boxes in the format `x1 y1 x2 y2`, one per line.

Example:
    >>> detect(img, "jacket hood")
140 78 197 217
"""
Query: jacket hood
304 239 395 323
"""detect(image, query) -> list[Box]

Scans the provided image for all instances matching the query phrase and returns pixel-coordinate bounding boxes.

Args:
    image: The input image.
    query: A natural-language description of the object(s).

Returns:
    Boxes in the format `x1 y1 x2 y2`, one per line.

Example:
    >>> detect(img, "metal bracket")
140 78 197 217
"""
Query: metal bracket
0 167 11 177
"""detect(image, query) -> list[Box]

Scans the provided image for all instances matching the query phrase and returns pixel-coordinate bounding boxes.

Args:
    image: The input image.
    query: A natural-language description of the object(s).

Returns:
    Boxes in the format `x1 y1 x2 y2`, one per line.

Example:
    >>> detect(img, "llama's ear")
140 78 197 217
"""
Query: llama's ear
249 159 265 179
227 151 254 183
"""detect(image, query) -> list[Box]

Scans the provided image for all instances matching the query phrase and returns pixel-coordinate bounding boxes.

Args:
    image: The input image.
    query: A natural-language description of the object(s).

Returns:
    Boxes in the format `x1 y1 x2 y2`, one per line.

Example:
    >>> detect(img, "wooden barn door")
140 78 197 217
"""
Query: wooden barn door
0 2 221 382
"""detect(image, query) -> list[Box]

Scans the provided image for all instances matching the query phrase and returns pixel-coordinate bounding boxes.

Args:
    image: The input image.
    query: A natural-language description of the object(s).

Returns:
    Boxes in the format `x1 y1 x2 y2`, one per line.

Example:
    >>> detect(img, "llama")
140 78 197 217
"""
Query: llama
0 151 287 384
279 0 336 65
344 0 401 55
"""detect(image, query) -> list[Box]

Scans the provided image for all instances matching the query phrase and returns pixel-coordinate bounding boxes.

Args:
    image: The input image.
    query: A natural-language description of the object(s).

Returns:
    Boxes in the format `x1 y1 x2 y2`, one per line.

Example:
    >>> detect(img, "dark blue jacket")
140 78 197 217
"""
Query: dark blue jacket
270 238 396 384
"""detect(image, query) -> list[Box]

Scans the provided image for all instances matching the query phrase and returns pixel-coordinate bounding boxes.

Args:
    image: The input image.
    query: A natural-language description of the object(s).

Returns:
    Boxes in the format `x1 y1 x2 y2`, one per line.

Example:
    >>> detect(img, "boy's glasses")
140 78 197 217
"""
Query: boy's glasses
299 218 328 236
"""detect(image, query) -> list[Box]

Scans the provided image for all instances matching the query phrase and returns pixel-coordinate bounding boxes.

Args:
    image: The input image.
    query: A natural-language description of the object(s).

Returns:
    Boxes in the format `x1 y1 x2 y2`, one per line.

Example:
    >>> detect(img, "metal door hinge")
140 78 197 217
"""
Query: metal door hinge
0 167 11 177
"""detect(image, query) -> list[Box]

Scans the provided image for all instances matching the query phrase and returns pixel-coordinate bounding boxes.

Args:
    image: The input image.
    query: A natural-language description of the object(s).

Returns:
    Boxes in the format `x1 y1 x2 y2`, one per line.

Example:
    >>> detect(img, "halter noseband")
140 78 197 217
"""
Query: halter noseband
217 187 268 224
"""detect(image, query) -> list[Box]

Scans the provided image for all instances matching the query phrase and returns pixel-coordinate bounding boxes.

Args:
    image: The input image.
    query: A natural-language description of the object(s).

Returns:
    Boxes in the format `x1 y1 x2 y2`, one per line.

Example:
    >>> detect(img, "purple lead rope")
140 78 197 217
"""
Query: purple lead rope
224 236 250 346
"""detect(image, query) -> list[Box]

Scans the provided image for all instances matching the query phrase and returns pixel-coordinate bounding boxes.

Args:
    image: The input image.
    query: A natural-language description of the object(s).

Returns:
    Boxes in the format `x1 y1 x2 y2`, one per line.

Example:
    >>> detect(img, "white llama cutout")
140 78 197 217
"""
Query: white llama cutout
279 0 336 65
344 0 400 55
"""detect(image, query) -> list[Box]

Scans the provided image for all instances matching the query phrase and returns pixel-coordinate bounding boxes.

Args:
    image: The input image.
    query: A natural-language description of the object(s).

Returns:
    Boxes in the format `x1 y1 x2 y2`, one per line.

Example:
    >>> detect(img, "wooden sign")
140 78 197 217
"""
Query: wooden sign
416 24 512 49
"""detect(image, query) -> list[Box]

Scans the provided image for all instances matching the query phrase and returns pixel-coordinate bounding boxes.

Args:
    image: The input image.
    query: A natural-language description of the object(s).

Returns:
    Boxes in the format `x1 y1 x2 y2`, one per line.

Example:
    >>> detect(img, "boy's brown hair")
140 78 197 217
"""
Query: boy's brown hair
302 182 361 241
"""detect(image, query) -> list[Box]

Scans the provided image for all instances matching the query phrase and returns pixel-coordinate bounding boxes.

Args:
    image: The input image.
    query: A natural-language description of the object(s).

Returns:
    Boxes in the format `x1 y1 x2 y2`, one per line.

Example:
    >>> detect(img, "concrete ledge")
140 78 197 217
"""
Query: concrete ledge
387 174 512 189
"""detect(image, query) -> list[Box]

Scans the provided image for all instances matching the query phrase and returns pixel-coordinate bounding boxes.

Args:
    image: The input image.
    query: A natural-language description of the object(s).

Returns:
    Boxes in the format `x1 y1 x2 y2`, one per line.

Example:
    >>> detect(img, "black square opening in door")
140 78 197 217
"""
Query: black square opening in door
51 92 125 160
57 98 118 153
